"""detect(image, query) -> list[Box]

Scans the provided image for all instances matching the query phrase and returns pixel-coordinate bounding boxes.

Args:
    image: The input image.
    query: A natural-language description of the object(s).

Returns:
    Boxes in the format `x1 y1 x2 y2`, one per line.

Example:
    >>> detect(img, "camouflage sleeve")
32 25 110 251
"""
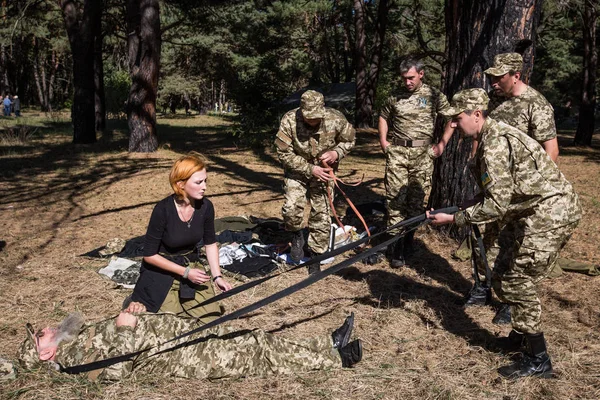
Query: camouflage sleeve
529 100 557 143
331 118 356 160
436 90 451 115
97 325 136 381
379 97 394 120
455 136 513 228
275 114 313 179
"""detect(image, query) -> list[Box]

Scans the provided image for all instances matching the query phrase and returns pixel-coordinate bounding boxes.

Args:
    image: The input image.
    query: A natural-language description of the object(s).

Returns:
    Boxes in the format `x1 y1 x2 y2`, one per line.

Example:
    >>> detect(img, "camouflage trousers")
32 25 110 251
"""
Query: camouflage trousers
384 144 434 233
282 175 334 254
490 221 579 334
133 325 341 380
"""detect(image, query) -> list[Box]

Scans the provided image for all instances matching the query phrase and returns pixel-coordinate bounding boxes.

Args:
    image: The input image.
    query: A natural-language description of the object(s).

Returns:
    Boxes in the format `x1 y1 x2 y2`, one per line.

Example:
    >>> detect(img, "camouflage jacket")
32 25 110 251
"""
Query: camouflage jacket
455 118 581 234
379 83 450 141
488 85 557 144
275 108 355 180
51 314 201 381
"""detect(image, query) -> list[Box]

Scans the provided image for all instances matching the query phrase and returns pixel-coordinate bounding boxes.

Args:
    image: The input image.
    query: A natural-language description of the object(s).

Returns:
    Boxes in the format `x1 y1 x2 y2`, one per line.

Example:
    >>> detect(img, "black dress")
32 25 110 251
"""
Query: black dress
131 195 216 312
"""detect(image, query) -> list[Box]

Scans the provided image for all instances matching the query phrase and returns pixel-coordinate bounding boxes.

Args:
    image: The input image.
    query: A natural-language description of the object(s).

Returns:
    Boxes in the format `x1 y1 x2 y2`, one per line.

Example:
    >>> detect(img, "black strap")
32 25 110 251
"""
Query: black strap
188 206 459 310
471 225 491 287
61 207 458 375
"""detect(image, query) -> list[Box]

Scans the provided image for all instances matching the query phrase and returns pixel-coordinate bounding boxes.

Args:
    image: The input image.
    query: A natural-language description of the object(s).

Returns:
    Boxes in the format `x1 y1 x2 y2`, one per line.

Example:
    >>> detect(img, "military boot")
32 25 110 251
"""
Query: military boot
390 239 405 268
339 339 363 368
494 330 525 353
492 303 512 325
498 332 553 379
290 230 305 263
306 249 321 275
332 312 354 349
464 282 492 307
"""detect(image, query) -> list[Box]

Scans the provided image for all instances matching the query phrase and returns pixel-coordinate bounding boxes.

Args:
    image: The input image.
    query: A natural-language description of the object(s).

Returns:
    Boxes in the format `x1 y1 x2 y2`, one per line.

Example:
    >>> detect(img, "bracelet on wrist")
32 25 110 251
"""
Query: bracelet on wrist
212 275 222 282
182 266 191 279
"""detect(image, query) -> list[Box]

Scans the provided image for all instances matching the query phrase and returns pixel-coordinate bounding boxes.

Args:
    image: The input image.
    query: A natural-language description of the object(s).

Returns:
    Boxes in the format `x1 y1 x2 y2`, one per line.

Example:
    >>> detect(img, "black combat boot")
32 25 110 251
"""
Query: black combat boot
306 249 321 275
464 282 492 307
492 303 512 325
290 230 305 263
494 329 525 353
339 339 363 368
390 239 405 268
403 231 416 259
332 312 355 349
498 332 553 379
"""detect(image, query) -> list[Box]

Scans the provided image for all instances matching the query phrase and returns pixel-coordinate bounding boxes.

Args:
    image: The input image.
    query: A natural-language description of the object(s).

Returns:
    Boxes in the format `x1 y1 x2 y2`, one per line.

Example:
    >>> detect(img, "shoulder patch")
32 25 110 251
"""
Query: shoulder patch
481 171 492 187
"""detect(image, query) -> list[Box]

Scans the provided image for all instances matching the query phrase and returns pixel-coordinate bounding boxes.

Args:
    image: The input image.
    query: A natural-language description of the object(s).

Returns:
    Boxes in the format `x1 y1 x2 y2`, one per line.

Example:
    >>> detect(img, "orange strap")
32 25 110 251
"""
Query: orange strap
321 161 371 241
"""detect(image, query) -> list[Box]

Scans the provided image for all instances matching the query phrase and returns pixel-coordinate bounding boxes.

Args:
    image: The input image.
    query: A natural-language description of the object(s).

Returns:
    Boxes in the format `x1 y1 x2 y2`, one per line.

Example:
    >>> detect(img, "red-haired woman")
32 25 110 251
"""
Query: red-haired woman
129 152 232 322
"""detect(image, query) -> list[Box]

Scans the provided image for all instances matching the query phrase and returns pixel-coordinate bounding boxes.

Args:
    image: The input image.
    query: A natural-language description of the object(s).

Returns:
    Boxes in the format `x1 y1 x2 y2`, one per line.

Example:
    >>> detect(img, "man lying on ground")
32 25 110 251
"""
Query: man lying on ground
19 306 362 382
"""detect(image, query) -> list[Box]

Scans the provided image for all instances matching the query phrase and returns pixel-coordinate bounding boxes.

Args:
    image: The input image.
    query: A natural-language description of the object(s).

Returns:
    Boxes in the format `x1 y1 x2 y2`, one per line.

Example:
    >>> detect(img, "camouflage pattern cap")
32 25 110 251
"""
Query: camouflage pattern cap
484 53 523 76
440 88 489 117
300 90 326 119
18 334 40 369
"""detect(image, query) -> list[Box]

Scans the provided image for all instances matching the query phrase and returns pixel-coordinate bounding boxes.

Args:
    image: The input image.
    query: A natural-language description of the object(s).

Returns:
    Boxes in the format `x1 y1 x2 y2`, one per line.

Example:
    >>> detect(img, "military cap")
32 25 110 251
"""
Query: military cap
440 88 489 117
19 327 40 369
484 53 523 76
300 90 326 119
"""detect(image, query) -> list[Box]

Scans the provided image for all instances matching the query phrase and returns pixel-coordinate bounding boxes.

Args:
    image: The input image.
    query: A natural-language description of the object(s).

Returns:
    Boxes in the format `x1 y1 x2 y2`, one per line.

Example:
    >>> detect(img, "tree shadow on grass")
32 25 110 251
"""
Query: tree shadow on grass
337 261 496 351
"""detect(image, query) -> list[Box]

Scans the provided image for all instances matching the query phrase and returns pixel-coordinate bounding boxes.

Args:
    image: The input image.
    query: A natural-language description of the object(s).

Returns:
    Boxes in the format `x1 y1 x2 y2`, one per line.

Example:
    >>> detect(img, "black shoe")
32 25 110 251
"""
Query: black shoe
494 330 525 353
498 332 553 379
307 263 321 275
290 230 305 263
363 251 386 265
332 312 355 349
464 283 492 307
492 304 512 325
339 339 362 368
390 239 405 268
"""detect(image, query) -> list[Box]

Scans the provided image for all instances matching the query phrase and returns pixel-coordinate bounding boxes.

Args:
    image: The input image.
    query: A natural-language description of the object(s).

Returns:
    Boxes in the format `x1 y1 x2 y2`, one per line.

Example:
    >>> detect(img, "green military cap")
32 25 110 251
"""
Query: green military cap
484 53 523 76
300 90 326 119
440 88 489 117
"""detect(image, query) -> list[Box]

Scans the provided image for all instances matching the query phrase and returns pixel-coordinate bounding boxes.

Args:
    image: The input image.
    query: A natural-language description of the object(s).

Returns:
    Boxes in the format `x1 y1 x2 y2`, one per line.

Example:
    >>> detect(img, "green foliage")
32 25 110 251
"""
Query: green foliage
104 66 131 118
531 0 584 122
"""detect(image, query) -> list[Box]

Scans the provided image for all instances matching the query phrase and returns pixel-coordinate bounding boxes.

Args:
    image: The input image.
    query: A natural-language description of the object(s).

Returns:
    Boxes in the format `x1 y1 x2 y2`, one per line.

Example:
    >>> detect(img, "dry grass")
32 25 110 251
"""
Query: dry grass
0 115 599 400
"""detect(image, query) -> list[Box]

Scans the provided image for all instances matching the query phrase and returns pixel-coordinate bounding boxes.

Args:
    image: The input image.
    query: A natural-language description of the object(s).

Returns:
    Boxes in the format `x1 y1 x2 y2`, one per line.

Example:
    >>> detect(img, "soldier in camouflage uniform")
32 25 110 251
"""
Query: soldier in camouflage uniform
464 53 562 320
378 58 454 267
428 89 581 379
19 310 362 381
275 90 355 274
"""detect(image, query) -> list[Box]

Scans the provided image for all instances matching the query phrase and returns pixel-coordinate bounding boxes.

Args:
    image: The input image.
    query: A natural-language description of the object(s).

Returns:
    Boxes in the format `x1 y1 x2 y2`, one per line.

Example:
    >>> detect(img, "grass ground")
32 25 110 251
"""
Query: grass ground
0 113 599 399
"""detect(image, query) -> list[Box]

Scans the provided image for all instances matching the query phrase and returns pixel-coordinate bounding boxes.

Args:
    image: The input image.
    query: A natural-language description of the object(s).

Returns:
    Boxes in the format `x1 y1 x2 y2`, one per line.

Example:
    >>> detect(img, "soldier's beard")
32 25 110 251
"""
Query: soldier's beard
55 313 85 345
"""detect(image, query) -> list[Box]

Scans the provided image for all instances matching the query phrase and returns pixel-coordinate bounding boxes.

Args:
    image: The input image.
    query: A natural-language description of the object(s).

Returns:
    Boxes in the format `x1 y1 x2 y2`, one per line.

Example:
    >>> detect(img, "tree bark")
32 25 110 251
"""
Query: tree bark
61 0 102 144
126 0 160 153
353 0 389 128
430 0 543 233
94 3 106 134
574 0 597 146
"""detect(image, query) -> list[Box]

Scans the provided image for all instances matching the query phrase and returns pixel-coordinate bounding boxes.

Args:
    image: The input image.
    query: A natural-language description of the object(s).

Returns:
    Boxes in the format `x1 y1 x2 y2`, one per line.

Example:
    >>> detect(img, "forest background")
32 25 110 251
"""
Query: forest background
1 2 600 399
0 0 596 146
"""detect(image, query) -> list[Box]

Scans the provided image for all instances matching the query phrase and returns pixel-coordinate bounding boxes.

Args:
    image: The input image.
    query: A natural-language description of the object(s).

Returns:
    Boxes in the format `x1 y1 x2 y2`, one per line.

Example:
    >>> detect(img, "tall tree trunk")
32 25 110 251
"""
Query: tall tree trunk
574 0 597 146
126 0 160 153
430 0 543 232
61 0 102 144
94 18 106 133
353 0 389 128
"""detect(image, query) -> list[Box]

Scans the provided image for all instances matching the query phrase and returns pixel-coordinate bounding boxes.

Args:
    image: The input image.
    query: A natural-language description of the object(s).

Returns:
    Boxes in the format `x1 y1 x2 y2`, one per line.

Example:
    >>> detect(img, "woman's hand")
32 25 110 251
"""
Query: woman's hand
186 268 211 285
124 301 147 314
214 276 232 292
